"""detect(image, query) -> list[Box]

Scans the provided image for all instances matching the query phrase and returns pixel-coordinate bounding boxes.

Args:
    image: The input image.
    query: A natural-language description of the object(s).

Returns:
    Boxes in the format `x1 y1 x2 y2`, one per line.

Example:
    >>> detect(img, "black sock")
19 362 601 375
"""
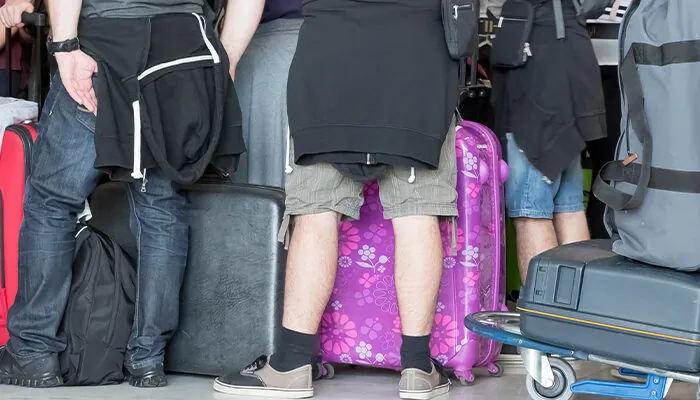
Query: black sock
400 334 433 373
269 328 317 372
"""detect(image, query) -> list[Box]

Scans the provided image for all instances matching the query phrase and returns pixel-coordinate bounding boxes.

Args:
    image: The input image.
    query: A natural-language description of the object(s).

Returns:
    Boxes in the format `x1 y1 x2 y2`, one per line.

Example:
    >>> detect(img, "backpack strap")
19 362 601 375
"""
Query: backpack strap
553 0 566 39
593 44 652 211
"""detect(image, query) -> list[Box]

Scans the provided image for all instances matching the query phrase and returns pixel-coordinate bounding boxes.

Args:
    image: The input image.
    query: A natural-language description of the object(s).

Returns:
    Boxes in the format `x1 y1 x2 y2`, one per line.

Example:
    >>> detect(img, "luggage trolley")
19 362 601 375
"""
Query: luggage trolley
465 312 700 400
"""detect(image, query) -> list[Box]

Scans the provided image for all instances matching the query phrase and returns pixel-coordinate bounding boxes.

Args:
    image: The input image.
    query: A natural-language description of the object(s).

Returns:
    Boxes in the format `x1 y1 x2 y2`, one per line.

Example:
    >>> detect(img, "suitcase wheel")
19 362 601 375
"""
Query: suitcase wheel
457 372 476 386
322 363 335 380
525 358 575 400
312 361 335 380
487 362 503 378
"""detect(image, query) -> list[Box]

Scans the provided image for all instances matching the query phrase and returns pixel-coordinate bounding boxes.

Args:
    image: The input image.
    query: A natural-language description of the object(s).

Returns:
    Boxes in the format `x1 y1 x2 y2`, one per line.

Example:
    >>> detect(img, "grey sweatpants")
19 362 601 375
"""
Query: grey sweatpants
233 18 302 188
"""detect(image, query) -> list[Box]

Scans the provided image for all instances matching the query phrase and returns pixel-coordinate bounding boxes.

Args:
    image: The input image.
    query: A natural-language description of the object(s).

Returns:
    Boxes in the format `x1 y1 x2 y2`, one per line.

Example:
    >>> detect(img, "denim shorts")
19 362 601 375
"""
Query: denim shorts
505 133 585 219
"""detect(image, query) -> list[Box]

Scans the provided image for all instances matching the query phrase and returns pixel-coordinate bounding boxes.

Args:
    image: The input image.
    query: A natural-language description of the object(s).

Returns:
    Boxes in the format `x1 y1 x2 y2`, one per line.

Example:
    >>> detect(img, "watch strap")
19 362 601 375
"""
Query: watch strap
47 37 80 54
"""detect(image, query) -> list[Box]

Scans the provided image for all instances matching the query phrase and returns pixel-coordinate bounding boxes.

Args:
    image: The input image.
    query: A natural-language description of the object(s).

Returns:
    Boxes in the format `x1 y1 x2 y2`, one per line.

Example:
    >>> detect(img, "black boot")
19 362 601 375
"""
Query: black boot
127 363 167 388
0 347 62 388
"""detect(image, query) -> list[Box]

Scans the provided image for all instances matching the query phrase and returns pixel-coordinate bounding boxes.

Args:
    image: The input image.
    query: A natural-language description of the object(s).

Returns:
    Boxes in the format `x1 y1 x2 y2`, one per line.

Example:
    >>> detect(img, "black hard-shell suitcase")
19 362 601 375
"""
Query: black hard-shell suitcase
165 182 286 376
88 180 286 377
518 240 700 372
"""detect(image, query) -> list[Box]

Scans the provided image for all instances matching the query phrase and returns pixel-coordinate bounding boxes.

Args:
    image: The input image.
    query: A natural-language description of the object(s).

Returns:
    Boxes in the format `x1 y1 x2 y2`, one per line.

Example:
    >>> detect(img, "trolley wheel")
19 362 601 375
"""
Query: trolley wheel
488 363 504 378
323 363 335 380
525 358 575 400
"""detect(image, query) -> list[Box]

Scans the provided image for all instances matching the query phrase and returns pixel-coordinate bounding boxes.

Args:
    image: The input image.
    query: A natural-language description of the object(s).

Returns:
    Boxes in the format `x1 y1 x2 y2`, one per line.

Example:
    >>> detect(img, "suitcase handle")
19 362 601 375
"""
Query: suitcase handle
5 12 46 109
20 12 47 27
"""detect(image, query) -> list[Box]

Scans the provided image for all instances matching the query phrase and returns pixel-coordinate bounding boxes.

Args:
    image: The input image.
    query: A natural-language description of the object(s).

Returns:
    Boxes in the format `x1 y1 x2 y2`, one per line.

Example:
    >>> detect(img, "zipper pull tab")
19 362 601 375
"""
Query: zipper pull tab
524 42 532 57
140 169 148 193
453 5 460 19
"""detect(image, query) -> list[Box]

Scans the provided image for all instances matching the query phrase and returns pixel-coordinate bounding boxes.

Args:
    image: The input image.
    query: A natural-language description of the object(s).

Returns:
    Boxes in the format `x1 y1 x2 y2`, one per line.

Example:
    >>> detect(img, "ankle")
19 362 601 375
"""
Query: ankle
400 334 433 373
269 328 316 372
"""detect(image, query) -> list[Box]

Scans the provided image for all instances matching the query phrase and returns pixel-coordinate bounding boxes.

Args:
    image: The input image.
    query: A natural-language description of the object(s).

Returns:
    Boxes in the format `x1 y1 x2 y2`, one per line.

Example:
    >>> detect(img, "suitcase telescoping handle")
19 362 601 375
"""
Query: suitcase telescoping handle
6 12 47 102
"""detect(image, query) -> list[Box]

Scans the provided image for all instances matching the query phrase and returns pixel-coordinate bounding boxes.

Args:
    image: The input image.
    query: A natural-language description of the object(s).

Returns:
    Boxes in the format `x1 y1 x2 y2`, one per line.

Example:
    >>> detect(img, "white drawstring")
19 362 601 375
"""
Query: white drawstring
193 13 220 64
131 100 143 179
408 167 416 184
284 124 293 174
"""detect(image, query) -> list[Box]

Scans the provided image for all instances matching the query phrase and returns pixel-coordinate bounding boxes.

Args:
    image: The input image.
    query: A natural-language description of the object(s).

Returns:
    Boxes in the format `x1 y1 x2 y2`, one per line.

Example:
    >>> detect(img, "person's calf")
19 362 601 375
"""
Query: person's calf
513 217 559 281
553 211 590 245
0 347 62 388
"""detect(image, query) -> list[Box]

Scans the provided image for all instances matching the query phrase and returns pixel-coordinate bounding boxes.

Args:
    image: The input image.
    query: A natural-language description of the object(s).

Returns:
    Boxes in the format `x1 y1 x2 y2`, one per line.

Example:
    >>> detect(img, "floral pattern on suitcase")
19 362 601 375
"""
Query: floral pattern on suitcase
320 121 508 384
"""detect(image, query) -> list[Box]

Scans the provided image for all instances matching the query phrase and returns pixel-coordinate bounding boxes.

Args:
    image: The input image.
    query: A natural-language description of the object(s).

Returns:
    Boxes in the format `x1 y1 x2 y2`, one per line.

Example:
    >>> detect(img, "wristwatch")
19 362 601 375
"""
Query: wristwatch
46 37 80 55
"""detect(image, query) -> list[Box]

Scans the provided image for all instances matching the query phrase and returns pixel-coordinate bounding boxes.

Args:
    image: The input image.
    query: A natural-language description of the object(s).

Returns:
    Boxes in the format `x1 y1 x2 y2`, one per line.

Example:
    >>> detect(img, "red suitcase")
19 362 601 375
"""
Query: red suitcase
0 12 46 345
0 123 36 345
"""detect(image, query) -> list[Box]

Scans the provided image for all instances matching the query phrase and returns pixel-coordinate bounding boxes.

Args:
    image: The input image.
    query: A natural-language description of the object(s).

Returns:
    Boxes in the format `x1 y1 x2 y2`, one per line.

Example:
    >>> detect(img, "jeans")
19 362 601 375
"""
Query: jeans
6 73 189 371
505 133 585 219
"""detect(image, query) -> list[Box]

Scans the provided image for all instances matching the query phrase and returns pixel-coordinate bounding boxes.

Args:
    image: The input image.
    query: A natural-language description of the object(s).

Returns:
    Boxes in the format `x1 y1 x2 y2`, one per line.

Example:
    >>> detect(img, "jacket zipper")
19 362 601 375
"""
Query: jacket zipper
497 16 528 27
453 4 473 19
523 42 532 61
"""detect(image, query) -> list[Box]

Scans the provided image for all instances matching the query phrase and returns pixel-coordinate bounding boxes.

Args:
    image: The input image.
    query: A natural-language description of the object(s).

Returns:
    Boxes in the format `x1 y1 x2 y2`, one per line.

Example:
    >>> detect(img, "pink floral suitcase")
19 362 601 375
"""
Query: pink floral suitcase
320 120 509 385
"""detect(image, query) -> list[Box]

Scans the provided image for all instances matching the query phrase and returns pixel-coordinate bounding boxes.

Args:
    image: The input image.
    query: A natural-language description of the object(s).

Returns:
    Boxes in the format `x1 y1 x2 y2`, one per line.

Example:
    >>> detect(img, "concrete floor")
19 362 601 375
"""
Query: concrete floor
1 360 697 400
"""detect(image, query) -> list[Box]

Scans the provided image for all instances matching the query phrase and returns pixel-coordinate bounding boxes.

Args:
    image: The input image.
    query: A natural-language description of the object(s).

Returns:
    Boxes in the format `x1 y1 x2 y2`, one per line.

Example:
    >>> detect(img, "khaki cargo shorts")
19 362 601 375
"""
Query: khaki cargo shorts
279 121 458 244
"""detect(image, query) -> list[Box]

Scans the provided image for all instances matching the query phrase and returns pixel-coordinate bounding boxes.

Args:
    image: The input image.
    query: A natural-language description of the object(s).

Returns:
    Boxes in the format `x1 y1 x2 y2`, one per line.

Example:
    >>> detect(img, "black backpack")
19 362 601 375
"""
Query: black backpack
58 220 136 386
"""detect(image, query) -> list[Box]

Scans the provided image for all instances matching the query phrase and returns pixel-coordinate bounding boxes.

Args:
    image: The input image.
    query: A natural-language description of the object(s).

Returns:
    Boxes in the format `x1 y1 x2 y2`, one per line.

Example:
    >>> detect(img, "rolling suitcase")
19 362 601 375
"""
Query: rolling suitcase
320 119 509 385
89 179 287 377
0 123 36 345
518 240 700 372
0 12 46 345
164 182 287 376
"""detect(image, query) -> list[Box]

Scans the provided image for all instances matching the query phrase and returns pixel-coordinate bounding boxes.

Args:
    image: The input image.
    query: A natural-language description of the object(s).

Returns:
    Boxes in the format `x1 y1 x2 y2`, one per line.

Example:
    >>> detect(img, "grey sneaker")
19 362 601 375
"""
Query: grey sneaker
399 361 451 400
213 355 313 398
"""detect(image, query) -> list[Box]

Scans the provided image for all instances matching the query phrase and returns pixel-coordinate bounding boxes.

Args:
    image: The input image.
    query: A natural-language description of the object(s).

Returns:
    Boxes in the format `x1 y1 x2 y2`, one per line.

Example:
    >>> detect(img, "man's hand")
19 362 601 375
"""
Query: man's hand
55 50 98 114
0 0 33 28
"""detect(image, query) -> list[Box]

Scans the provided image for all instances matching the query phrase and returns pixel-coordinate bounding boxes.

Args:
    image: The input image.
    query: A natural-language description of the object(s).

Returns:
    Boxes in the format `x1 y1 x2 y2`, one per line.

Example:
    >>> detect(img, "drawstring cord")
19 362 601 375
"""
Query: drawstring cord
285 124 293 174
131 100 143 179
408 167 415 184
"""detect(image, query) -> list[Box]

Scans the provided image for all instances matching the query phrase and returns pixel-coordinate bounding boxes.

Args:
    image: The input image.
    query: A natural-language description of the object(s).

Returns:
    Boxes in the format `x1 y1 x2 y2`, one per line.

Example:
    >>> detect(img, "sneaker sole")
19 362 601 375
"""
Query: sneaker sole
0 375 63 388
213 380 314 398
399 382 450 400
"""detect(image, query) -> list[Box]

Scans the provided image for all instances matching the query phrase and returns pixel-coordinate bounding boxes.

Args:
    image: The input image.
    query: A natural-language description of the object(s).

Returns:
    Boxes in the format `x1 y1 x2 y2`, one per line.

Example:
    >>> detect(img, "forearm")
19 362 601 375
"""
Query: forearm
220 0 264 65
48 0 81 41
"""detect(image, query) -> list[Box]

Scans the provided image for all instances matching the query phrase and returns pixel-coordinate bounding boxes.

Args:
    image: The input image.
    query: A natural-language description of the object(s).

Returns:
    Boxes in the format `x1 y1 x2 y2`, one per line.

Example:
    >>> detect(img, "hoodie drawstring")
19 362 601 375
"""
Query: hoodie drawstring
285 123 294 174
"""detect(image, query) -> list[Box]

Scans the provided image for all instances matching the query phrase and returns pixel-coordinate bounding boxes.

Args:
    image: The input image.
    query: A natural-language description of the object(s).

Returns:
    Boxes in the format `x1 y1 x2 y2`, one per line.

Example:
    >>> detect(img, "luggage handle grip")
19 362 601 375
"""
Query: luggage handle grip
5 12 47 99
21 12 48 27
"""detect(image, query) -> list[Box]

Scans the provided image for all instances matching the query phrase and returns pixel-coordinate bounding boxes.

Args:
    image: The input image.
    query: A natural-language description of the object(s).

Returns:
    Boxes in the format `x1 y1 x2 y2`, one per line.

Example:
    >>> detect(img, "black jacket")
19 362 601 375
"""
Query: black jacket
287 0 459 176
492 0 606 180
79 13 245 185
